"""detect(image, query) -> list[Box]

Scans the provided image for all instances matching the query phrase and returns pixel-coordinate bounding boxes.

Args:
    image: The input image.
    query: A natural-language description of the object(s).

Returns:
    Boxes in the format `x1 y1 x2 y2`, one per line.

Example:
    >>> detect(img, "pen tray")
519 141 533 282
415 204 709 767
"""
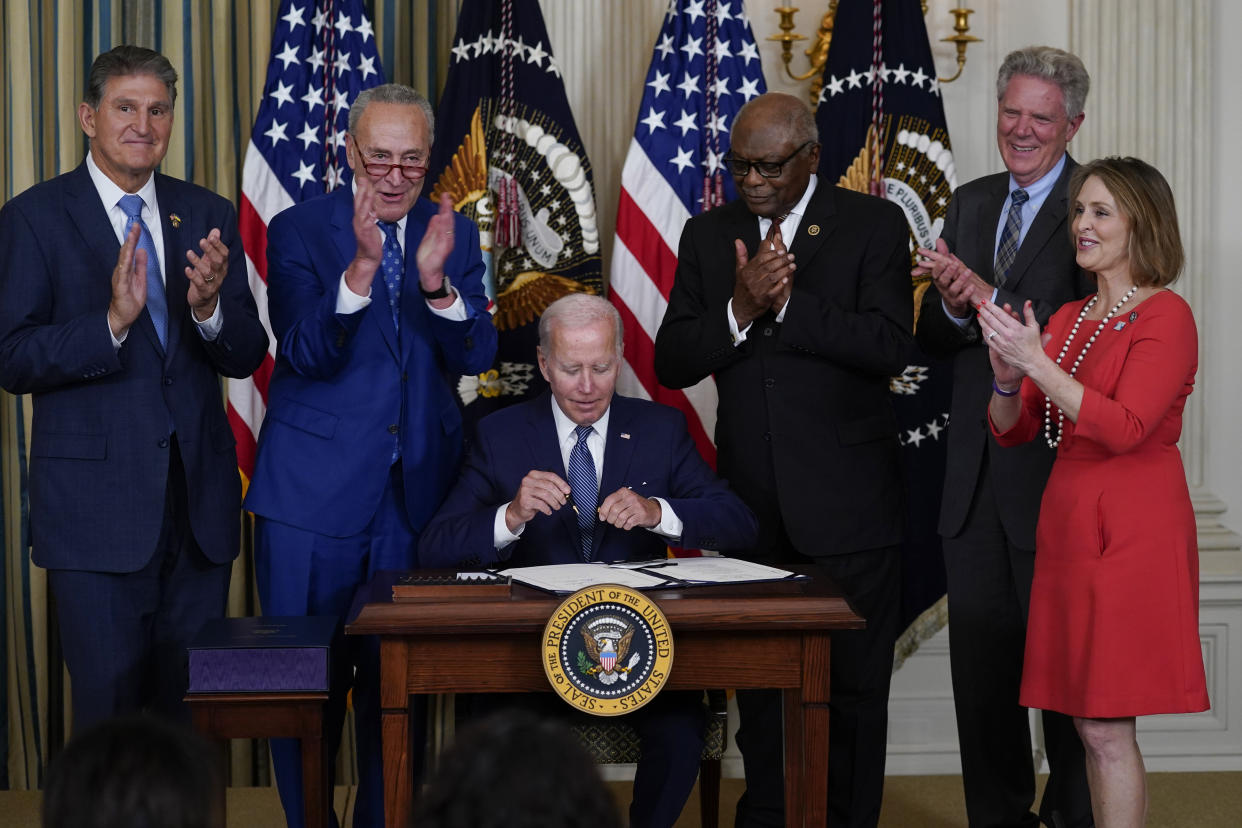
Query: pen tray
392 574 512 602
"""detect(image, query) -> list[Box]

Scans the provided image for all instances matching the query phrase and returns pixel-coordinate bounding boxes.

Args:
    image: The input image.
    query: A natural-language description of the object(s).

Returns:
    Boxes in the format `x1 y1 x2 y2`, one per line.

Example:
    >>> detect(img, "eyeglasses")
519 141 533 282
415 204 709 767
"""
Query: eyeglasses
722 141 816 179
362 160 428 180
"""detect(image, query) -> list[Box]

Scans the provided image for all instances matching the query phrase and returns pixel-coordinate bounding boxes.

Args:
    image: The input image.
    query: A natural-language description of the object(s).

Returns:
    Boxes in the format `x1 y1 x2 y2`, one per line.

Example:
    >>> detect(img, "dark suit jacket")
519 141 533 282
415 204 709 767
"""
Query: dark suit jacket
0 161 270 571
915 159 1093 545
418 393 758 568
244 188 498 540
654 183 912 557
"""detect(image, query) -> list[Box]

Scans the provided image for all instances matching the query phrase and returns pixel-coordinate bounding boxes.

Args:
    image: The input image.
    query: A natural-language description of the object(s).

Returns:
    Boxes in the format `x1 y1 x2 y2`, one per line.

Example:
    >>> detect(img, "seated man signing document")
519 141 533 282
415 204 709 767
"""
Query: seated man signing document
419 293 757 828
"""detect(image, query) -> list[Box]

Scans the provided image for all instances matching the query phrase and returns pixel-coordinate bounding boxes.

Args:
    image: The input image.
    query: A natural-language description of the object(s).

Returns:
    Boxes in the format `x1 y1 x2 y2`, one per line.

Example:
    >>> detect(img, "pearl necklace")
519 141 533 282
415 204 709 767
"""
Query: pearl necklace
1044 285 1139 449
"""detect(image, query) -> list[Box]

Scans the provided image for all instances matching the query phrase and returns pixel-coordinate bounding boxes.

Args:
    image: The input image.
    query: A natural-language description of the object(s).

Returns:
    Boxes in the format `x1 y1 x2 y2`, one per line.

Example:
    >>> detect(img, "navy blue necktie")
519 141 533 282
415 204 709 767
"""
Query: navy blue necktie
567 425 597 561
378 221 403 332
118 194 167 347
994 188 1030 287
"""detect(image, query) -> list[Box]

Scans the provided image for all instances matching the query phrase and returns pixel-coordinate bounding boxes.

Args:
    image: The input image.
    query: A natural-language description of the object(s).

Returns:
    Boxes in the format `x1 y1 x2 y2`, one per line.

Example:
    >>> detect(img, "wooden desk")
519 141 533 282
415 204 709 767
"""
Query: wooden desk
346 567 863 828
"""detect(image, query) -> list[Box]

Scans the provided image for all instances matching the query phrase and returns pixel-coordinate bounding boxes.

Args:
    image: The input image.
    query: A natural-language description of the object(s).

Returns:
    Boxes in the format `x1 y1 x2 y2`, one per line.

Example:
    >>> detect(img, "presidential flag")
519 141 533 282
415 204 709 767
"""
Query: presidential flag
609 0 767 466
815 0 955 662
428 0 600 422
228 0 385 488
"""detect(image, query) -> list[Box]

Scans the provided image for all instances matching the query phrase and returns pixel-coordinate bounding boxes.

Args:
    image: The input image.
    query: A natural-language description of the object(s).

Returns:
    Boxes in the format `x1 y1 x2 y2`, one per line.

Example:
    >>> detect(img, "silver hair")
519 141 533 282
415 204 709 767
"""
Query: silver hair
348 83 435 137
85 45 178 108
996 46 1090 120
732 92 819 145
538 294 623 357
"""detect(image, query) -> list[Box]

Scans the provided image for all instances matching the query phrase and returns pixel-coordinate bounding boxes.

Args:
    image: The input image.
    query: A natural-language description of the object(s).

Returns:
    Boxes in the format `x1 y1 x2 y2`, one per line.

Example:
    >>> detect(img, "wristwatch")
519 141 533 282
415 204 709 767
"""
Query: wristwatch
420 275 452 300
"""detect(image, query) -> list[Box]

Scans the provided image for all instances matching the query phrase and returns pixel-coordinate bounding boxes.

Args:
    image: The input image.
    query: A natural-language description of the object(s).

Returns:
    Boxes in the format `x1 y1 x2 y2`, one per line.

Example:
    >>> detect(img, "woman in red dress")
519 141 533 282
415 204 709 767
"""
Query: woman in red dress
976 157 1209 827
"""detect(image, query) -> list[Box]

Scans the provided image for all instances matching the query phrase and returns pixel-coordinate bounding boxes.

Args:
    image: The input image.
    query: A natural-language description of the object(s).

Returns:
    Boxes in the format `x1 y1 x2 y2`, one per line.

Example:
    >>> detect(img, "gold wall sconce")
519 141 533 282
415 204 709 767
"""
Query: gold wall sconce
770 2 981 104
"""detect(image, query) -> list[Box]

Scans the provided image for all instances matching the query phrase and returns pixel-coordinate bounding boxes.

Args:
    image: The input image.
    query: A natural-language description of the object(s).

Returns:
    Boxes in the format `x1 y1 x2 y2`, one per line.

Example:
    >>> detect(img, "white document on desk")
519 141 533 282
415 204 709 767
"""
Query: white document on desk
630 556 803 584
496 563 670 594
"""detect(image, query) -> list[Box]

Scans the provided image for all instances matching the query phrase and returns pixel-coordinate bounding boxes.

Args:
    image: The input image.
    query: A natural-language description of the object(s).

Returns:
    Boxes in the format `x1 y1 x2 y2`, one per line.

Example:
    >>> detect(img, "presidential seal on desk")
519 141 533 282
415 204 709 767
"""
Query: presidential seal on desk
542 584 673 716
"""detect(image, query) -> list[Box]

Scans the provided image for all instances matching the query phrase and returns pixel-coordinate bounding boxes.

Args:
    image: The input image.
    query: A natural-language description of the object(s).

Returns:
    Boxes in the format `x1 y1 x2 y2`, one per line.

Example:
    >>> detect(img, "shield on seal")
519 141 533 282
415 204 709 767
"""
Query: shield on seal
599 639 617 673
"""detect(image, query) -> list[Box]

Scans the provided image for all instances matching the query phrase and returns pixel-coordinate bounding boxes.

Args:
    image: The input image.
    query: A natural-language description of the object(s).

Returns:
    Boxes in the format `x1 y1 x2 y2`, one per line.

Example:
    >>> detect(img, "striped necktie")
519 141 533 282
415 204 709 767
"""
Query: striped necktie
993 188 1029 287
567 425 597 561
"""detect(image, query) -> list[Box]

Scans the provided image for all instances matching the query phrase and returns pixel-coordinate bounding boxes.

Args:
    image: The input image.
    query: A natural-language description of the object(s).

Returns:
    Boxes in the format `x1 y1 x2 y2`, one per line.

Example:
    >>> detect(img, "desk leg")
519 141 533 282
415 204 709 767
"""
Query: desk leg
380 638 412 828
789 632 832 828
302 721 330 828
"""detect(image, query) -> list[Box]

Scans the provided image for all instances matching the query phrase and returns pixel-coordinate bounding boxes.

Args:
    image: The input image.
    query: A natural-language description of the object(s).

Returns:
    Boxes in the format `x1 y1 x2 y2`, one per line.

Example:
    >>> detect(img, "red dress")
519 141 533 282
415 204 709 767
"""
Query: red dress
993 289 1209 718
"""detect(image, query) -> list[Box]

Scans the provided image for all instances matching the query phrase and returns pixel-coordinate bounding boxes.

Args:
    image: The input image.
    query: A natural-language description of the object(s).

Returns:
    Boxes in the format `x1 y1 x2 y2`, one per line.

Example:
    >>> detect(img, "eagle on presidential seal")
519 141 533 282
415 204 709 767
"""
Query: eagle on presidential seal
577 621 640 686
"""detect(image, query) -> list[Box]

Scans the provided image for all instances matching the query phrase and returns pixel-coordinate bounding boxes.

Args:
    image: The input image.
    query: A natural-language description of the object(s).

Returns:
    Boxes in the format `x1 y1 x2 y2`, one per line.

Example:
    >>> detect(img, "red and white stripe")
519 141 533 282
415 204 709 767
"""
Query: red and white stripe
227 145 291 489
609 140 718 466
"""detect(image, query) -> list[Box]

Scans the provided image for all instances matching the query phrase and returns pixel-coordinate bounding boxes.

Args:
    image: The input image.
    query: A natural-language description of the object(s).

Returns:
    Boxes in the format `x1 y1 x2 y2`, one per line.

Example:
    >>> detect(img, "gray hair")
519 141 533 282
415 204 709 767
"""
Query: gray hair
85 45 178 108
349 83 435 137
996 46 1090 120
538 294 623 357
733 92 819 146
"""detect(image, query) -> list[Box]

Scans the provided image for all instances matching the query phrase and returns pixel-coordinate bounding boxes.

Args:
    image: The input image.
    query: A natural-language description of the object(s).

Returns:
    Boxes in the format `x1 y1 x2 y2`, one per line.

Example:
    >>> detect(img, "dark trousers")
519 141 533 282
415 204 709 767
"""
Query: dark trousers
255 464 422 828
733 536 901 828
49 437 231 735
943 459 1091 828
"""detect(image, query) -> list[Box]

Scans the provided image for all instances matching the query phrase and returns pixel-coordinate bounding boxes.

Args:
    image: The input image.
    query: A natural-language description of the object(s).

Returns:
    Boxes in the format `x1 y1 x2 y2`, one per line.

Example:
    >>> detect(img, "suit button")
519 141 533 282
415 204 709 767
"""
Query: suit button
762 326 774 337
388 424 399 434
163 376 174 386
158 438 170 448
402 372 409 382
763 431 771 442
465 336 473 349
763 378 775 389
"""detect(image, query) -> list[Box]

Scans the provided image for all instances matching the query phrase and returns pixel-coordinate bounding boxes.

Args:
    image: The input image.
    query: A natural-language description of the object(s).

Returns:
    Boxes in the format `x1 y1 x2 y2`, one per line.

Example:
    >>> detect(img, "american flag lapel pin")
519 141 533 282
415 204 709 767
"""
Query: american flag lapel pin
620 432 631 439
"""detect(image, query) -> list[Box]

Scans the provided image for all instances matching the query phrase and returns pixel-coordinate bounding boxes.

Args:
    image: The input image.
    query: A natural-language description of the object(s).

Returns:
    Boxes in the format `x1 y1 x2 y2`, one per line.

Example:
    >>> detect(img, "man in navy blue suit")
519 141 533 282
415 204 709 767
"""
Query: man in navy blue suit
420 293 757 828
243 84 497 828
0 46 269 732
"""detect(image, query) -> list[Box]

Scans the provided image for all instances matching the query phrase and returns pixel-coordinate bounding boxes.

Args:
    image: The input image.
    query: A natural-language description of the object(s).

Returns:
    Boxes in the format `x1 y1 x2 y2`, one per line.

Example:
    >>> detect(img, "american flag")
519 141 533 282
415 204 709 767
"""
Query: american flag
608 0 766 466
228 0 385 487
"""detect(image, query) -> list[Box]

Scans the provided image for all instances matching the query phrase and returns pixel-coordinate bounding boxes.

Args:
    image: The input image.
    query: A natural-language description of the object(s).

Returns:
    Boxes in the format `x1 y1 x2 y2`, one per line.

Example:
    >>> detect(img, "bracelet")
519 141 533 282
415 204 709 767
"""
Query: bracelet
992 378 1020 397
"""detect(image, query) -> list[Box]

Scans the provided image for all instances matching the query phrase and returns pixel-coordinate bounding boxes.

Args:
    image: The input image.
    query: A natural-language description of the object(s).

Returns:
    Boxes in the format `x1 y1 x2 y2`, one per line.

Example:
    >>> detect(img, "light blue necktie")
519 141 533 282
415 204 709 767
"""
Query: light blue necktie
994 188 1030 287
567 425 598 561
378 221 403 333
118 194 167 347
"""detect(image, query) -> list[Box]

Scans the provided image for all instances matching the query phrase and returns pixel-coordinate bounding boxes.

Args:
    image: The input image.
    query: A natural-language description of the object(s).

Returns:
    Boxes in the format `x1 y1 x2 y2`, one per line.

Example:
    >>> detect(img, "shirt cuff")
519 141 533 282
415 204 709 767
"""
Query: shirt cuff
194 300 224 340
427 290 468 321
109 317 126 349
336 272 372 315
494 503 524 548
727 298 752 345
944 297 973 329
774 293 791 323
648 496 683 540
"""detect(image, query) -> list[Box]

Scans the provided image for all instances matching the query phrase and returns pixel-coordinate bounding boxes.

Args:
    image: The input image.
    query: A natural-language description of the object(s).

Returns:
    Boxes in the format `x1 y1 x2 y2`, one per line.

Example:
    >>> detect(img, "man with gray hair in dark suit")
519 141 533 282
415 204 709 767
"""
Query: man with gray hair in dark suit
914 45 1095 828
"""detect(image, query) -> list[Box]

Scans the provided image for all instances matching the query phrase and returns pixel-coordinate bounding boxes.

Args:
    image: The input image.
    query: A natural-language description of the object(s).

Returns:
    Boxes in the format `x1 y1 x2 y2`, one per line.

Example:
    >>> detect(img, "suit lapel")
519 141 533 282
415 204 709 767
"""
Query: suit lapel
64 164 165 354
594 396 635 555
155 175 185 361
1004 159 1075 292
974 175 1009 284
331 189 399 360
788 182 837 265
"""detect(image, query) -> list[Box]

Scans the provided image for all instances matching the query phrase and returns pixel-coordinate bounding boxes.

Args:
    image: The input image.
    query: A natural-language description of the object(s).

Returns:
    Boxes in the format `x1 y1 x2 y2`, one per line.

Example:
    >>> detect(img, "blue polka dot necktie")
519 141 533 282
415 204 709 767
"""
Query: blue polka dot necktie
993 188 1029 287
118 194 167 347
568 424 598 561
378 221 403 332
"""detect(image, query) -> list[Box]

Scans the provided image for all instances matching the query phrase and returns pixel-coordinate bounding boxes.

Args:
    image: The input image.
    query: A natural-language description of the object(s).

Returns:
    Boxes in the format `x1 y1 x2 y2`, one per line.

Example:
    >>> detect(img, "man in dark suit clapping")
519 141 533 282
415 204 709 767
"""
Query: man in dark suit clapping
0 46 269 732
655 91 912 828
914 45 1095 828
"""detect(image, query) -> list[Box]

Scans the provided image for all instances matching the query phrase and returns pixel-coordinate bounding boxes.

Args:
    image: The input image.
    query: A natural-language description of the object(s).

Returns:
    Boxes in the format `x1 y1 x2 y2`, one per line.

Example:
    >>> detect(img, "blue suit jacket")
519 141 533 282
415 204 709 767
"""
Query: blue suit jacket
419 393 759 568
244 188 497 539
0 161 270 571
